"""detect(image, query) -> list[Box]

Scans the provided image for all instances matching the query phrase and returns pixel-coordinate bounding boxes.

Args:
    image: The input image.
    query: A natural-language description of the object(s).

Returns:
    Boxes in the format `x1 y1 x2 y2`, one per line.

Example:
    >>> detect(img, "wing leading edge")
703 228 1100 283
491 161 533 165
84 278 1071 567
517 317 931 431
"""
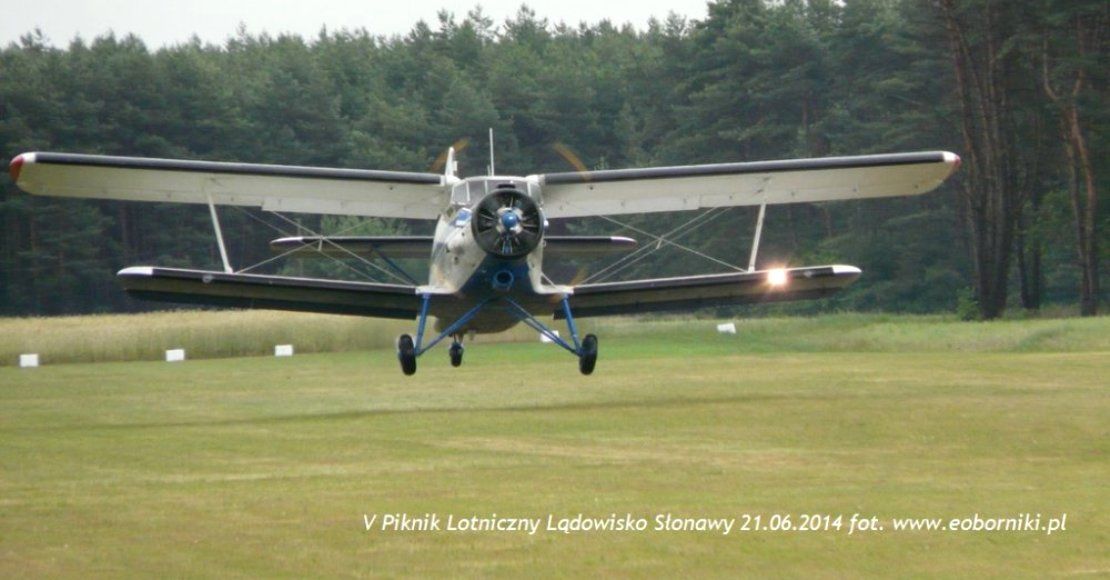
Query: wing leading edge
537 151 960 218
11 152 446 219
560 265 861 318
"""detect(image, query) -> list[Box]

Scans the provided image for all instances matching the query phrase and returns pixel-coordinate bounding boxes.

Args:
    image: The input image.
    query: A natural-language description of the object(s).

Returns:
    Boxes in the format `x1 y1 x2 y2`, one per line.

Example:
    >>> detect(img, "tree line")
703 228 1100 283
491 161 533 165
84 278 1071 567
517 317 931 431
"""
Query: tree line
0 0 1105 318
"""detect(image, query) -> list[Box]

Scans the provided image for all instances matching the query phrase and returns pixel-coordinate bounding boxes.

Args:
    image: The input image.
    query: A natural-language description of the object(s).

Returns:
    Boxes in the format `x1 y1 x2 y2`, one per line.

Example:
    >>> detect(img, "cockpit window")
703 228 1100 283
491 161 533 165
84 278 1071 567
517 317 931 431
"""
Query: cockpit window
450 182 470 205
453 208 472 227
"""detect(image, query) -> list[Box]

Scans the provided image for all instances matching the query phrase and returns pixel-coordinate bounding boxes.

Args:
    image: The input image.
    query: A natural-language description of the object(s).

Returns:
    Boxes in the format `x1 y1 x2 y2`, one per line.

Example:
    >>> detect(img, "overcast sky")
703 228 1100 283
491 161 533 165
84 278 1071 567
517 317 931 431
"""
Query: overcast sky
3 0 712 48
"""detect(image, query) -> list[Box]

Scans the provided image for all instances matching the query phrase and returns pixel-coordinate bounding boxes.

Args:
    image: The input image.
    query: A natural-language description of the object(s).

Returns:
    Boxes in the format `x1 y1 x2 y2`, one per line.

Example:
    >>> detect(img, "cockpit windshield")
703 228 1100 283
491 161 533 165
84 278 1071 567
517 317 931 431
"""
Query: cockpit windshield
453 177 540 208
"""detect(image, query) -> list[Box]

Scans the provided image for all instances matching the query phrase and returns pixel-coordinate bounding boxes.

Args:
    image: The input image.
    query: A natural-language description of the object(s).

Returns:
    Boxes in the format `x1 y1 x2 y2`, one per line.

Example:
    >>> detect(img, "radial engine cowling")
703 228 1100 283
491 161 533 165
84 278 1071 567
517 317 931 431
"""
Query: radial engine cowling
471 186 544 259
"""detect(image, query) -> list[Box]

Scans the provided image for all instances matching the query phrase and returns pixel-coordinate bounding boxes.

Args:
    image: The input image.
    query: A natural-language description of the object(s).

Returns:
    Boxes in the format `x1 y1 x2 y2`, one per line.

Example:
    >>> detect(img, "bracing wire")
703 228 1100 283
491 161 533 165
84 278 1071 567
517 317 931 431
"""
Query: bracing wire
581 206 732 284
579 206 747 284
228 207 416 285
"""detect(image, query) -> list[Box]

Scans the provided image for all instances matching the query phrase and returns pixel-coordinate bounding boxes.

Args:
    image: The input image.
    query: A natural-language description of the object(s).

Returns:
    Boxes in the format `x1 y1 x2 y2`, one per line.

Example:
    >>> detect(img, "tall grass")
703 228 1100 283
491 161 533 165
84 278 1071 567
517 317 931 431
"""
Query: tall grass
1 309 1107 366
2 311 407 366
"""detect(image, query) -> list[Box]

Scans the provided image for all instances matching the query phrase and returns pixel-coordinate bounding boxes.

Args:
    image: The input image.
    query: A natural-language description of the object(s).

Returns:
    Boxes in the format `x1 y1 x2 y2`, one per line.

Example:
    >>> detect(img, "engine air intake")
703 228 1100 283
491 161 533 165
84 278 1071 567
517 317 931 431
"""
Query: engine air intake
471 186 543 258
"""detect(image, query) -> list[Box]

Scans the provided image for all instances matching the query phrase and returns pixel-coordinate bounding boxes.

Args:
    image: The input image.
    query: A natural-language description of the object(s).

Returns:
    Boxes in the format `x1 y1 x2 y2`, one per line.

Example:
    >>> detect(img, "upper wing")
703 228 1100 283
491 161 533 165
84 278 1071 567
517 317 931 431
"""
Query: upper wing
10 152 446 219
559 265 860 318
536 151 960 218
117 266 424 318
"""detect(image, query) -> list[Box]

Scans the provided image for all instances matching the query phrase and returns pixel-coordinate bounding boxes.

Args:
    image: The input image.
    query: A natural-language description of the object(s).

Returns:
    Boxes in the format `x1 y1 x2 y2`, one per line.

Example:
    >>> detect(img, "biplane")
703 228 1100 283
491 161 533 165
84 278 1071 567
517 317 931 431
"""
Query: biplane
9 143 959 374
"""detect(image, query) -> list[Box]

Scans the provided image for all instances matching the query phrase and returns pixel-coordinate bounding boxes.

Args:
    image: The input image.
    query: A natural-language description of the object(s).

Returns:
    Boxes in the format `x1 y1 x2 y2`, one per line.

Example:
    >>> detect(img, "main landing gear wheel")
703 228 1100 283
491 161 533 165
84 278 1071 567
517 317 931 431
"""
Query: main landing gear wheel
449 341 464 367
578 334 598 375
397 334 417 375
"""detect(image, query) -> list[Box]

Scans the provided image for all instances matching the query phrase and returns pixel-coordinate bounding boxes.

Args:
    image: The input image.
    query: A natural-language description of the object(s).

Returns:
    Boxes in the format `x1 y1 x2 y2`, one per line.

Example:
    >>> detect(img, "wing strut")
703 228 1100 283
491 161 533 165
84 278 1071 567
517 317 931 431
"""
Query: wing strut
487 128 496 176
206 192 233 273
747 197 767 271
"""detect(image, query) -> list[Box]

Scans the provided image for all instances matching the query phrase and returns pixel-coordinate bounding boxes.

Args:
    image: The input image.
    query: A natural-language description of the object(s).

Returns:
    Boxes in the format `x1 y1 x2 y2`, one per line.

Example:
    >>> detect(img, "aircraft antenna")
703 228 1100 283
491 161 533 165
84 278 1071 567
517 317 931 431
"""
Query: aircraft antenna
488 128 495 176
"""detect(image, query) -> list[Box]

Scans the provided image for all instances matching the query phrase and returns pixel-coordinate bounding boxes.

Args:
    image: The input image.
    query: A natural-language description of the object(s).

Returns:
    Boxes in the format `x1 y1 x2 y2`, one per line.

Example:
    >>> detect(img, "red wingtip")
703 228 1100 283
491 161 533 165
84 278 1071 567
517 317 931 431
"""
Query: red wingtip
9 154 24 182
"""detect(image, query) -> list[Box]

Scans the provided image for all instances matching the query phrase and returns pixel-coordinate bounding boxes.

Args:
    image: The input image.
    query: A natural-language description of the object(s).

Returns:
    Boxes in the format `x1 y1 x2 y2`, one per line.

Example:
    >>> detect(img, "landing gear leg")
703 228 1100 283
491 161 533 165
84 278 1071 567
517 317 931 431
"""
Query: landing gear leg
501 295 600 376
449 336 464 367
397 293 432 376
559 296 598 375
399 295 490 375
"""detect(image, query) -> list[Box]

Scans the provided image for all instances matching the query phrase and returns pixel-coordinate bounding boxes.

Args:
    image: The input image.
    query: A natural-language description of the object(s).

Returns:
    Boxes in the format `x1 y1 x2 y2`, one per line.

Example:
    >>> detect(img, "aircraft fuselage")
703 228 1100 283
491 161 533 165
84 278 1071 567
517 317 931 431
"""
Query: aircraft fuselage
423 175 565 334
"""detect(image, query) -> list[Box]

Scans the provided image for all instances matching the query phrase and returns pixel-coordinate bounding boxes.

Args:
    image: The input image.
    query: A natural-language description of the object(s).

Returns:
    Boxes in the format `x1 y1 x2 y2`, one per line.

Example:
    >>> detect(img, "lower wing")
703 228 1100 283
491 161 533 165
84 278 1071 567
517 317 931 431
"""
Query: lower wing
559 266 861 318
117 267 424 318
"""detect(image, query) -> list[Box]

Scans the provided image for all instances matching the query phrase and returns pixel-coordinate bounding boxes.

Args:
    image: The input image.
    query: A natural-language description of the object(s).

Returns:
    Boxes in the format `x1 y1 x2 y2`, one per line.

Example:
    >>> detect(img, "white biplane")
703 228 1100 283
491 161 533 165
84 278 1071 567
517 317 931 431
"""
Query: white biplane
10 143 959 374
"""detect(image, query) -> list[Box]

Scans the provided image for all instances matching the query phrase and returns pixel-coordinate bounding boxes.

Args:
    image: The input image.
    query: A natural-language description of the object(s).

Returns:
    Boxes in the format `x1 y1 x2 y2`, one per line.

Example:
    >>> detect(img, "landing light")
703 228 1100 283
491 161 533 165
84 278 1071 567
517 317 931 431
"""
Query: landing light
767 268 788 287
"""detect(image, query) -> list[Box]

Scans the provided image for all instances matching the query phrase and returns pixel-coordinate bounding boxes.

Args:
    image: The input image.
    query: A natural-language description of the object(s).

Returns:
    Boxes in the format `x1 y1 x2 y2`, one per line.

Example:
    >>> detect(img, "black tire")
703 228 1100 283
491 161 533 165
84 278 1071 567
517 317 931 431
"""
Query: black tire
449 343 463 367
578 334 598 375
397 334 417 375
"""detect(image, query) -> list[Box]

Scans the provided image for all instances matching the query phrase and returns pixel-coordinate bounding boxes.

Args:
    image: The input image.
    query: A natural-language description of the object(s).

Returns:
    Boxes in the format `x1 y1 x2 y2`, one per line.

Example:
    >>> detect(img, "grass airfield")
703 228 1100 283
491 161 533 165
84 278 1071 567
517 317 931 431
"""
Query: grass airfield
1 315 1107 576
